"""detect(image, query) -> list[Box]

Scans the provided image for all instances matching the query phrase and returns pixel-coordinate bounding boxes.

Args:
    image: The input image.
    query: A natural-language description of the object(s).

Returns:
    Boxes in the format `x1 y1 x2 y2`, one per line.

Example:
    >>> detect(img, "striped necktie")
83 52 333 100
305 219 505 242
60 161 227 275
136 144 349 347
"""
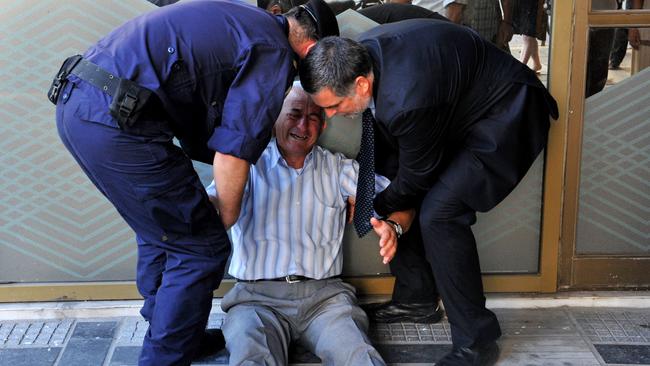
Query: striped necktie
353 108 375 237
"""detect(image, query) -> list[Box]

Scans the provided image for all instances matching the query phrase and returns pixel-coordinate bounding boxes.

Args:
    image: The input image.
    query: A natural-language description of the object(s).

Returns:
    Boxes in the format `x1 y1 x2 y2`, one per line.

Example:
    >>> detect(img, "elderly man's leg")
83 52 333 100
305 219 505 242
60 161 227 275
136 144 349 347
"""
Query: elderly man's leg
301 280 385 366
222 303 291 366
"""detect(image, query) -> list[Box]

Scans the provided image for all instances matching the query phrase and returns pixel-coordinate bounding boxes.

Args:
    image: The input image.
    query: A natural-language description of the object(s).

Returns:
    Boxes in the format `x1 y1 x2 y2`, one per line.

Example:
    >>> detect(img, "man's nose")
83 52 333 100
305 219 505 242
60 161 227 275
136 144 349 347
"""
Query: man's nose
296 116 309 130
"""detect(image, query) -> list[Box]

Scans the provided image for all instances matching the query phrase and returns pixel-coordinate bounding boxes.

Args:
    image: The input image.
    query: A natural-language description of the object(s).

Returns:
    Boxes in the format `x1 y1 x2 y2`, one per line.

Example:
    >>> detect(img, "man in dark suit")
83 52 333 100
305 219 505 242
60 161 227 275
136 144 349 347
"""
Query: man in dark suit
299 20 557 365
357 2 449 325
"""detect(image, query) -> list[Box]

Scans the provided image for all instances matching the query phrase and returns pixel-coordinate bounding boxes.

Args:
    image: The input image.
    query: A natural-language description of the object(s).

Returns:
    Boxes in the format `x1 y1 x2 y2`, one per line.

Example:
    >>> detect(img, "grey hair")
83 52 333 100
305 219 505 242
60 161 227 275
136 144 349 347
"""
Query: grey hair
299 37 372 97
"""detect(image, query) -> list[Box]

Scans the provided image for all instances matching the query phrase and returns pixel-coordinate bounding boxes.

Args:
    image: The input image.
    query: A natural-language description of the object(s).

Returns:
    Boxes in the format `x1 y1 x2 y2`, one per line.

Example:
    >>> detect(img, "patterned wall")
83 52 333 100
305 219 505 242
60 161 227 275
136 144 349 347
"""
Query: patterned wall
0 0 544 284
0 0 155 282
577 67 650 254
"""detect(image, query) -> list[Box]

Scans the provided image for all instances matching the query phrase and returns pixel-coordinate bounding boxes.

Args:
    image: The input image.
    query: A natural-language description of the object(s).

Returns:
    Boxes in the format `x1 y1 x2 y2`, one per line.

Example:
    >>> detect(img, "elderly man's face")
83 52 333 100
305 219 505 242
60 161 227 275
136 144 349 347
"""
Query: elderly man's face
274 87 325 158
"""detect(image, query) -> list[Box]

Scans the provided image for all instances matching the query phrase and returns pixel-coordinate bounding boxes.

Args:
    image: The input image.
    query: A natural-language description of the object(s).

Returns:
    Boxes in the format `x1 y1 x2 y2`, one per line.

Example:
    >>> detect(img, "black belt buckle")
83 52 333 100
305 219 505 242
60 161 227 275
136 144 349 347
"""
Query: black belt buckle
119 91 138 119
110 79 153 130
47 55 82 105
285 275 302 284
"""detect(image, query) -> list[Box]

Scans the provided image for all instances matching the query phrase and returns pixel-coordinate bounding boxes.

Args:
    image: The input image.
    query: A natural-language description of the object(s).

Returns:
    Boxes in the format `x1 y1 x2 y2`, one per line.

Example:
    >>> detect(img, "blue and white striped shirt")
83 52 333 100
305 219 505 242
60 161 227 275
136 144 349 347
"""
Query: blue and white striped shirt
207 139 389 280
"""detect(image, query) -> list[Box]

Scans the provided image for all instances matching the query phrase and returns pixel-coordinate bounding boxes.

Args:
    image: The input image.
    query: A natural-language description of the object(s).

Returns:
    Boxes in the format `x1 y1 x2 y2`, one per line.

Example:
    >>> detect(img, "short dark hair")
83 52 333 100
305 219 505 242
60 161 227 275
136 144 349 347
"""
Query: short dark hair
285 6 319 41
258 0 309 13
299 37 372 96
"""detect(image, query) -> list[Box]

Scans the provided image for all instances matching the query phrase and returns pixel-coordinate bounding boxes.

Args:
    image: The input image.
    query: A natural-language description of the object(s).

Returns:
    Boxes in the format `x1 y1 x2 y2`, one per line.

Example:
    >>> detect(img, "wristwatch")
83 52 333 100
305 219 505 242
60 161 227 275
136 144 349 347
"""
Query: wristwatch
383 218 403 239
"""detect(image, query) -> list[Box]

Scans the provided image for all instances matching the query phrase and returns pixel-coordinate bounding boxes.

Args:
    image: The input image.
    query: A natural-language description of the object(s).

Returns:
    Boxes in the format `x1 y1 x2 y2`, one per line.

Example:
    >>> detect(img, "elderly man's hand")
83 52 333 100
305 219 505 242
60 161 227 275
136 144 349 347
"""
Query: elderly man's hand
346 196 356 224
371 217 398 264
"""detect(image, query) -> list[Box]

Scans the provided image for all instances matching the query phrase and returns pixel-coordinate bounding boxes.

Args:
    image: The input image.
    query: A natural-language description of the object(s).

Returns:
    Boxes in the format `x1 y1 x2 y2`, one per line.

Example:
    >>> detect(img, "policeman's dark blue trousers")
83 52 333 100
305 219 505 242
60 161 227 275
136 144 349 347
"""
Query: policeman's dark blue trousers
418 84 551 349
56 85 230 366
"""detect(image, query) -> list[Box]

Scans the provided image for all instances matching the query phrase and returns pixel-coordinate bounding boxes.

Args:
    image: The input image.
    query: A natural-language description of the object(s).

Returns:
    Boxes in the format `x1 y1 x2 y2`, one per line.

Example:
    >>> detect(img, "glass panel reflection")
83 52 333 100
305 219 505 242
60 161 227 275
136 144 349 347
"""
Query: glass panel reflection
577 27 650 254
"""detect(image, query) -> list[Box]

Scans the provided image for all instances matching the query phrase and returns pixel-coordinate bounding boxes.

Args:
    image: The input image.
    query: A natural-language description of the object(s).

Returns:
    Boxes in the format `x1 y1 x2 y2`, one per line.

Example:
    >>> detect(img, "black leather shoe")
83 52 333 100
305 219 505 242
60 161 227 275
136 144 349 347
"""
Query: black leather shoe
436 341 500 366
364 301 443 323
194 328 225 360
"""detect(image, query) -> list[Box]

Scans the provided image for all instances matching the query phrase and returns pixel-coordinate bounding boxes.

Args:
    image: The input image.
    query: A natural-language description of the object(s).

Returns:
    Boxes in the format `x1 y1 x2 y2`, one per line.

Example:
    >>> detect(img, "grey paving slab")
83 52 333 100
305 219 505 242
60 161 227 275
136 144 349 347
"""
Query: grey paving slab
70 321 118 339
0 347 62 366
57 338 113 366
498 336 601 365
109 346 141 366
0 320 72 347
496 308 581 337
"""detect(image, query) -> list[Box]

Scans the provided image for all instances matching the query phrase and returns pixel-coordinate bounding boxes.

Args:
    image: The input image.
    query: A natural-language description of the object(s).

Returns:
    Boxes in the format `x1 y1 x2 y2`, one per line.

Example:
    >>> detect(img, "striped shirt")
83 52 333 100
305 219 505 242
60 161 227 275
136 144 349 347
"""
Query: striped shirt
207 139 389 280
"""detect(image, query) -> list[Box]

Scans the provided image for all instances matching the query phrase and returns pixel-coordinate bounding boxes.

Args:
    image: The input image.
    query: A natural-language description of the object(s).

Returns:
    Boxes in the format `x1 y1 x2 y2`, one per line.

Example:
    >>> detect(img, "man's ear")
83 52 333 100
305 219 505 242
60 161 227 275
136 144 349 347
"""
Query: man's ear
269 4 283 14
355 75 372 97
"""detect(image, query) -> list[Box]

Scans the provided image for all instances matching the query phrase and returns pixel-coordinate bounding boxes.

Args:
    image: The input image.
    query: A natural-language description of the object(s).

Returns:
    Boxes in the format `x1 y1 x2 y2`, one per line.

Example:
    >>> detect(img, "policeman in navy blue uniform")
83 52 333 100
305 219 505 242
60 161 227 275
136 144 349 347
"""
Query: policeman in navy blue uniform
51 1 338 365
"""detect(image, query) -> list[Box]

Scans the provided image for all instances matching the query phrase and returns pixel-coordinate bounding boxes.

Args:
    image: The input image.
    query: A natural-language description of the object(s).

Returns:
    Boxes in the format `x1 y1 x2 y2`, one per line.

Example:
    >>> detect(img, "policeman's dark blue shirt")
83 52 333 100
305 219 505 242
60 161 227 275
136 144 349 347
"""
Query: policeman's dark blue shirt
69 0 296 164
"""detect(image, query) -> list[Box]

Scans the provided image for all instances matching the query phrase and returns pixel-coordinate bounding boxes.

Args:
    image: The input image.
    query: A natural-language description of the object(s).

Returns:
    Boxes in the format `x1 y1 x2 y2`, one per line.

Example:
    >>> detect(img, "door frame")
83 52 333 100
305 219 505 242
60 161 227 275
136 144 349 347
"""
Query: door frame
558 0 650 290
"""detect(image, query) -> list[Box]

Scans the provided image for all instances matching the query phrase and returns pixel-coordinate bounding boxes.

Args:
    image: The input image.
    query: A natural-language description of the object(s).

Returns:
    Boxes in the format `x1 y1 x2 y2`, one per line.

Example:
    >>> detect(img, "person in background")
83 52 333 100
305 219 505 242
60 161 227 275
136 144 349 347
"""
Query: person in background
443 0 514 52
587 0 617 96
628 0 650 74
609 0 629 70
512 0 548 73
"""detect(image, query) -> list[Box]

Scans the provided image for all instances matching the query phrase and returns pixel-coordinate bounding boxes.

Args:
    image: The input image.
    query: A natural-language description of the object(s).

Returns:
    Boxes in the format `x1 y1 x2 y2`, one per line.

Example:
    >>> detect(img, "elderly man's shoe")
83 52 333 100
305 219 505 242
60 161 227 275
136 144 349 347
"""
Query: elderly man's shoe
194 328 225 360
365 301 443 323
436 341 499 366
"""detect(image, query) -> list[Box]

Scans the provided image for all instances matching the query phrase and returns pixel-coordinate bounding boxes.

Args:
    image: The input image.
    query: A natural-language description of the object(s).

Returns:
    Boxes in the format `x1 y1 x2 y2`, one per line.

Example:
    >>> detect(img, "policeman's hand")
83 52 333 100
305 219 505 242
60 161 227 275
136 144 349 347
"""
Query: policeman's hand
346 196 356 224
629 28 641 49
371 217 397 264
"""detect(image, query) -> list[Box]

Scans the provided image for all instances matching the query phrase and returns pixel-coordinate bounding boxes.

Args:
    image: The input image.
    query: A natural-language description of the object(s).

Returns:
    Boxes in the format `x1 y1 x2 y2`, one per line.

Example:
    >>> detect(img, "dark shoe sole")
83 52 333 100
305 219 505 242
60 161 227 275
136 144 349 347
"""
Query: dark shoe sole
373 309 443 324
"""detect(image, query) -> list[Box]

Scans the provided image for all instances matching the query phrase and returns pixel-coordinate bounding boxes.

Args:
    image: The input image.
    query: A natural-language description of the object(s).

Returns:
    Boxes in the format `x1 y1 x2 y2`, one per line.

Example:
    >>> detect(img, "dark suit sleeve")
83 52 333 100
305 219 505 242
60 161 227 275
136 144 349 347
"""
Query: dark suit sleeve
373 106 450 216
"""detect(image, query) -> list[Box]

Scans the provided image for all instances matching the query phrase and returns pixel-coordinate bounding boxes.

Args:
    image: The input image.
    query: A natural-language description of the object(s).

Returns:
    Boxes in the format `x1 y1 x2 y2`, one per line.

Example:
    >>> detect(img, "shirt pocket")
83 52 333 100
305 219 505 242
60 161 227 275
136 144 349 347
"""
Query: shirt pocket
309 199 345 241
163 60 195 105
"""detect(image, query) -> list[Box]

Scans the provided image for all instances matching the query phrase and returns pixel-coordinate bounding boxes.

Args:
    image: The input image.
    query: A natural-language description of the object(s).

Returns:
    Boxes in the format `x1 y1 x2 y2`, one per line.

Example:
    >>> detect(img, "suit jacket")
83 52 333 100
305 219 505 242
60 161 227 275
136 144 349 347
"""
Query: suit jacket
360 19 558 215
358 3 447 24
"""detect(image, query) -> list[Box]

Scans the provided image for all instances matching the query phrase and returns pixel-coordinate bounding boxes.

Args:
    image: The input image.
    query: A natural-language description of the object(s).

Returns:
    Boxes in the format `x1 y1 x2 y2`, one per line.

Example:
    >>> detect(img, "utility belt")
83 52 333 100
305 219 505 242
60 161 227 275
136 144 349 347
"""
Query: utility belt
47 55 154 131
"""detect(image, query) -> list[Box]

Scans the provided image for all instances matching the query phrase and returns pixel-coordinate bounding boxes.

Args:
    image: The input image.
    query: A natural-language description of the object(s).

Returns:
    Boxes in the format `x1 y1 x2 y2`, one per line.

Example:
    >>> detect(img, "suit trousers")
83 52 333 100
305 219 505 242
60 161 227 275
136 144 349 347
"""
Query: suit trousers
221 278 385 366
56 83 230 366
406 84 551 348
388 213 439 304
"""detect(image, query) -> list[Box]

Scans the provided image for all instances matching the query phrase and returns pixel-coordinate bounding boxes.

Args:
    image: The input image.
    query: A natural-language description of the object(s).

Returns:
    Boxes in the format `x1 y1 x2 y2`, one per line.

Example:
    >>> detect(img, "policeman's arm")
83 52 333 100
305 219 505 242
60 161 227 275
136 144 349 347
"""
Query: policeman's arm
207 45 293 227
213 151 249 229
